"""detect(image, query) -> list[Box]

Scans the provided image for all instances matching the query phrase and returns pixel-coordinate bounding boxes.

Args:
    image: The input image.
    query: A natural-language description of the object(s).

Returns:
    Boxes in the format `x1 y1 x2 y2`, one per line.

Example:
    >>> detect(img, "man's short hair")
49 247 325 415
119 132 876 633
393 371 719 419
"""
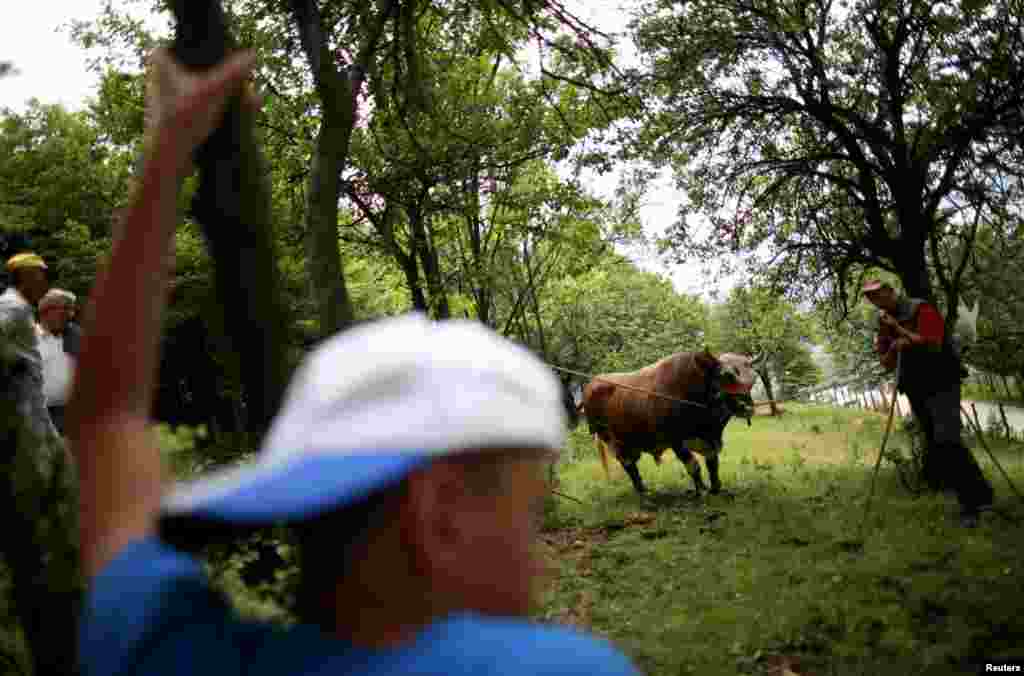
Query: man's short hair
862 279 894 295
39 288 76 312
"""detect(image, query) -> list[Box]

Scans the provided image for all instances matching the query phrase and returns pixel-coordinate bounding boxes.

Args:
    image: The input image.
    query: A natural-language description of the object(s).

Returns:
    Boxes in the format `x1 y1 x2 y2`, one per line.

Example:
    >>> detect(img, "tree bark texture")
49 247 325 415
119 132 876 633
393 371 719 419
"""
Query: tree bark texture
168 0 291 443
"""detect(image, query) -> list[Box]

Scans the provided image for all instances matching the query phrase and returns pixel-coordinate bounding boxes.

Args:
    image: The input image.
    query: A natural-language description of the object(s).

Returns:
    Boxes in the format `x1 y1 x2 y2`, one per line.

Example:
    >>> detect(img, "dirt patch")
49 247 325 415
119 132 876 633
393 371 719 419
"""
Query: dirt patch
543 511 658 545
562 588 593 628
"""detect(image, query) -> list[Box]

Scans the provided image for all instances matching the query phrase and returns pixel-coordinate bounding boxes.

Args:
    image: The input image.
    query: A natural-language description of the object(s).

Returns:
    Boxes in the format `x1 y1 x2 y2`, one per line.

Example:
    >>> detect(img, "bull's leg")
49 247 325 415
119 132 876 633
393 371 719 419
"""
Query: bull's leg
705 451 722 494
621 460 647 493
672 444 706 493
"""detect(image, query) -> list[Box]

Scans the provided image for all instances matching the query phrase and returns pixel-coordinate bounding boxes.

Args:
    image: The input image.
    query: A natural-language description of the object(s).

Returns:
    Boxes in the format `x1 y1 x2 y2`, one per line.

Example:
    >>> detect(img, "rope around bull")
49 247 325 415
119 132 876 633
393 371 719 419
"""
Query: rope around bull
548 363 709 410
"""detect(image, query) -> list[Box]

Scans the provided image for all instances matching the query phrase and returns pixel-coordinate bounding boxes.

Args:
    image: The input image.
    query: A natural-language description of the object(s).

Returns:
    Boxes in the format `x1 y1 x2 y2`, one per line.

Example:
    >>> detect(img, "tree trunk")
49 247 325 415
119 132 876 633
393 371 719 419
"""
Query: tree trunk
288 0 396 336
305 121 355 334
382 206 428 312
408 202 449 319
757 369 779 415
895 226 932 300
170 0 291 441
466 161 492 327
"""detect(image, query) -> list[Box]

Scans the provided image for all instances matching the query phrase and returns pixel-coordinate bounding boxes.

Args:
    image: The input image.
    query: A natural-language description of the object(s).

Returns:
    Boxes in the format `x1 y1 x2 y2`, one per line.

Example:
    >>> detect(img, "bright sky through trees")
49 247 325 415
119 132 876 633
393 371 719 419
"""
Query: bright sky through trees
0 0 743 300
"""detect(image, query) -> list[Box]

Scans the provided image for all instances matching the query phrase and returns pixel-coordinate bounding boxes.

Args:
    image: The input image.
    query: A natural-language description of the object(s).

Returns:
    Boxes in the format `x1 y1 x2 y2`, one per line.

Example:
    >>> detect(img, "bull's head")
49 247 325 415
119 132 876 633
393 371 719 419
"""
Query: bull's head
716 352 757 425
694 345 719 371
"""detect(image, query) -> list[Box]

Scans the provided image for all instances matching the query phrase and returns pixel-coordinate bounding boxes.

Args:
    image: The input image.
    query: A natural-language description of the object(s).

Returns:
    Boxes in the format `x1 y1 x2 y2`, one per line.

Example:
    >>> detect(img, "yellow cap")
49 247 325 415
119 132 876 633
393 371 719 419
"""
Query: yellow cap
5 252 48 272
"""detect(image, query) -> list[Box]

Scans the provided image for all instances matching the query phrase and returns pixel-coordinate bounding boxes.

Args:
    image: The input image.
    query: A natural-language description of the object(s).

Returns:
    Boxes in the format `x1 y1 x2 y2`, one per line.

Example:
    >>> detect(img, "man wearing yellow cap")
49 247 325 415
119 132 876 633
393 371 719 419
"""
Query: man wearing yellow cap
3 252 50 308
1 251 57 437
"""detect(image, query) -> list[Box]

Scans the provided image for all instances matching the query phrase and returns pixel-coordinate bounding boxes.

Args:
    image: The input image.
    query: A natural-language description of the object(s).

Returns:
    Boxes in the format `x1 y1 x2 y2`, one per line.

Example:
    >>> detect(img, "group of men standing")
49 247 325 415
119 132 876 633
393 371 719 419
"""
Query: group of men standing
1 251 80 434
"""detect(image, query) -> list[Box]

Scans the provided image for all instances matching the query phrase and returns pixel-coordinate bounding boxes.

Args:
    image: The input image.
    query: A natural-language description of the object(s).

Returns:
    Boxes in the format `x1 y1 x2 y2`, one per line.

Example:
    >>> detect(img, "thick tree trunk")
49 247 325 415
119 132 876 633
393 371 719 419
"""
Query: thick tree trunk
306 121 355 334
170 0 291 441
289 0 396 335
895 226 932 300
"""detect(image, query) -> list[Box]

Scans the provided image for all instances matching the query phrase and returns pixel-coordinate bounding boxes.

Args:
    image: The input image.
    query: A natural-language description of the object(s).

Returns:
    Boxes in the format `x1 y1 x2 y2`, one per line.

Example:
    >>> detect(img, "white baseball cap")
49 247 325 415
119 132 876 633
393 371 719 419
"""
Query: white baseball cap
160 312 566 525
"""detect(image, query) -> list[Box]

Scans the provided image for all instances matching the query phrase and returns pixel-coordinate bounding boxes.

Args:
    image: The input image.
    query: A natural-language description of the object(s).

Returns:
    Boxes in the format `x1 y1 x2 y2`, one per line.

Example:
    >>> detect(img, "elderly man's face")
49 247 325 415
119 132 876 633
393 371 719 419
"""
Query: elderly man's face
427 452 553 618
40 302 71 334
864 288 898 312
19 268 49 305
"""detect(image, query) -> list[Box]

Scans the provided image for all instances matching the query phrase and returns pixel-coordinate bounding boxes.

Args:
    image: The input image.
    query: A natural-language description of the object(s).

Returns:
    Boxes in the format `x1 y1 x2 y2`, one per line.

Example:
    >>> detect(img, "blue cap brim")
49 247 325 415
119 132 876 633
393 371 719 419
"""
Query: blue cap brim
160 452 432 526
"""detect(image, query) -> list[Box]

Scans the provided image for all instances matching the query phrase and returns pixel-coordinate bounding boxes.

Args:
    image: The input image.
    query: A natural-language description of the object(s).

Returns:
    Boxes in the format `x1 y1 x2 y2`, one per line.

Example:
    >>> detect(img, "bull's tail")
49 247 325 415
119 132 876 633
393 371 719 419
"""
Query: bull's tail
597 434 612 480
576 400 585 416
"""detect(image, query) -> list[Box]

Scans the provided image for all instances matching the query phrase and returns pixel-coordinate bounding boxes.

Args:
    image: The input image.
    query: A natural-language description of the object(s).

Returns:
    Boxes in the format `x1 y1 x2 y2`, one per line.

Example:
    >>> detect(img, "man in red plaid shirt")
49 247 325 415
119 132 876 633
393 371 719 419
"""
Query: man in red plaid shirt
863 280 993 527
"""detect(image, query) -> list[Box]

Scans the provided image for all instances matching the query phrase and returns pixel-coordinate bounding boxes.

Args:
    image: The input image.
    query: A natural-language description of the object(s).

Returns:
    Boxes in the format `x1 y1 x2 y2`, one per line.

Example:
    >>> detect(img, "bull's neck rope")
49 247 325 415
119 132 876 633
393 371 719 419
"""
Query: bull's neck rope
549 363 709 409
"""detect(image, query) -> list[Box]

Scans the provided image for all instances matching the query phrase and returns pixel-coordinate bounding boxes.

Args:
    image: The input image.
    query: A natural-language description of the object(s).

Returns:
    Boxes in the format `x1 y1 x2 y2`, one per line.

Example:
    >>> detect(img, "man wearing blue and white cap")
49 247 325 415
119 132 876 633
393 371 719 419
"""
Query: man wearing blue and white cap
68 47 641 676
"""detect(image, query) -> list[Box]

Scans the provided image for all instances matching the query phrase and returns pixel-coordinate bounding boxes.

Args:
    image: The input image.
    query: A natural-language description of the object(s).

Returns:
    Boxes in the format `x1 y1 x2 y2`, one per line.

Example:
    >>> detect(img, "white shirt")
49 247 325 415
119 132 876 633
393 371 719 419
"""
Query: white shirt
37 324 75 406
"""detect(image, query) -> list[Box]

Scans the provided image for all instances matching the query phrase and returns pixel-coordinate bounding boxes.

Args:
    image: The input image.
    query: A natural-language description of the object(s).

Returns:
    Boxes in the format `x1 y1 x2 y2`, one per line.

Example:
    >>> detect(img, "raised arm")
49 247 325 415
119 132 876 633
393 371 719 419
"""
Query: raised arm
66 48 257 579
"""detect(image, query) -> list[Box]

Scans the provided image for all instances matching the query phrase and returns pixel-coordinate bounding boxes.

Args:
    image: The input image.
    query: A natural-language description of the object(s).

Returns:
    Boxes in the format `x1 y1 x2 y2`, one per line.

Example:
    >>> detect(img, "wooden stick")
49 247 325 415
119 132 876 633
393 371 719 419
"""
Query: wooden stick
965 403 1023 502
859 383 899 541
551 489 584 505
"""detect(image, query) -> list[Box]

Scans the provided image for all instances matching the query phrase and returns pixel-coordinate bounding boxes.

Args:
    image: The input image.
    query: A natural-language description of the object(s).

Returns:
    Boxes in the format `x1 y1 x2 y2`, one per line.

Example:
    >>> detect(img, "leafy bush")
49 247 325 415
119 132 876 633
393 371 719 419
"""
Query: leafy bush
155 424 299 623
155 423 209 480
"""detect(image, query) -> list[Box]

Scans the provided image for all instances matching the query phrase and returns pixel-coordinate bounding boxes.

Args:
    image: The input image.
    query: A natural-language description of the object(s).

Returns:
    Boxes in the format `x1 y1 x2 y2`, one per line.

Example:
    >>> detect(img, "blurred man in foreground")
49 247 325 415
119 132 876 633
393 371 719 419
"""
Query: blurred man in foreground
69 47 640 676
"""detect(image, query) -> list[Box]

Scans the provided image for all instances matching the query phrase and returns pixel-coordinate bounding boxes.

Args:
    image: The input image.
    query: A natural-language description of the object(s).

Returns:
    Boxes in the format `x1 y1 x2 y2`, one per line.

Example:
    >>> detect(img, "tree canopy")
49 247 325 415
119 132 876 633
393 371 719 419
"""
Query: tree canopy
627 0 1024 325
706 284 821 405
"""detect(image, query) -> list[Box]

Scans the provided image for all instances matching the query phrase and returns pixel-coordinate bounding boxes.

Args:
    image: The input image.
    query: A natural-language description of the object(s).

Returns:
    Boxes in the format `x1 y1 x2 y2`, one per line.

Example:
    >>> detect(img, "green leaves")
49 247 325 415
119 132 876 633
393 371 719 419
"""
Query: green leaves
542 255 708 375
707 283 823 397
627 0 1024 310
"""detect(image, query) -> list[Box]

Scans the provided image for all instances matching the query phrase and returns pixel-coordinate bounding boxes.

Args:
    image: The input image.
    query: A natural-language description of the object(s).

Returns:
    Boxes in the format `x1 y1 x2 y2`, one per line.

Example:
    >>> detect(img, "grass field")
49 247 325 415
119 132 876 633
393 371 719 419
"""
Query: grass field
962 382 1024 406
536 404 1024 676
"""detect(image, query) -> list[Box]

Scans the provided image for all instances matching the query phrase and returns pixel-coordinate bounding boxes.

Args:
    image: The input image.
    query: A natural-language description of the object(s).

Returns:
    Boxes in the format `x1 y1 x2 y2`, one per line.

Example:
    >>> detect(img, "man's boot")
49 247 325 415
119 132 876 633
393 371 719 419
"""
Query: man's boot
949 444 994 527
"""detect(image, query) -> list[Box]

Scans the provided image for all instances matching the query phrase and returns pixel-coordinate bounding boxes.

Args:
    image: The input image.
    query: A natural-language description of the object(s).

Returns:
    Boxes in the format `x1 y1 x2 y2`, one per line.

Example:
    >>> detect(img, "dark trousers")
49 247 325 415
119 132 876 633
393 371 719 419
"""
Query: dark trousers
47 405 65 435
905 386 993 512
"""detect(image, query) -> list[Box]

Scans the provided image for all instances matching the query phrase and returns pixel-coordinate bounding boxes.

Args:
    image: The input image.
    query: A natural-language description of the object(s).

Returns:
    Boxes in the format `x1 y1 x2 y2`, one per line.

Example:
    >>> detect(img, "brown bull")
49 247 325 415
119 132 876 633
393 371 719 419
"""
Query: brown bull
579 350 755 494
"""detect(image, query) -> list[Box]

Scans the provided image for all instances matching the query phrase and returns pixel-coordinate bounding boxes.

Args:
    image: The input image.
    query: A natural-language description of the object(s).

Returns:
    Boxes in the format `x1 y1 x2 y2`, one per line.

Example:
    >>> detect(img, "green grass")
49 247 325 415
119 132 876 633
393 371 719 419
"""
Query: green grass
962 382 1023 406
537 404 1024 676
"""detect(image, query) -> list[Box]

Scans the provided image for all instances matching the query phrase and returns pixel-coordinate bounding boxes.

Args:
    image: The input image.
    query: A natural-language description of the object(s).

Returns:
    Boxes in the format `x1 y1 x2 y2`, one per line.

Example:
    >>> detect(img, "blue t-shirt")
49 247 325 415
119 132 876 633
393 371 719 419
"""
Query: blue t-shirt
80 537 642 676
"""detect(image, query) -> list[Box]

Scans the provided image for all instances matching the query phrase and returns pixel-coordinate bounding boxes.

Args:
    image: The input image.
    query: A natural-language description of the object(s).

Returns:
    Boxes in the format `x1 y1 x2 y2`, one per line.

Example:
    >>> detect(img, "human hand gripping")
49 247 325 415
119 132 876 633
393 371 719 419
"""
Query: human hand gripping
142 47 259 181
68 47 258 580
